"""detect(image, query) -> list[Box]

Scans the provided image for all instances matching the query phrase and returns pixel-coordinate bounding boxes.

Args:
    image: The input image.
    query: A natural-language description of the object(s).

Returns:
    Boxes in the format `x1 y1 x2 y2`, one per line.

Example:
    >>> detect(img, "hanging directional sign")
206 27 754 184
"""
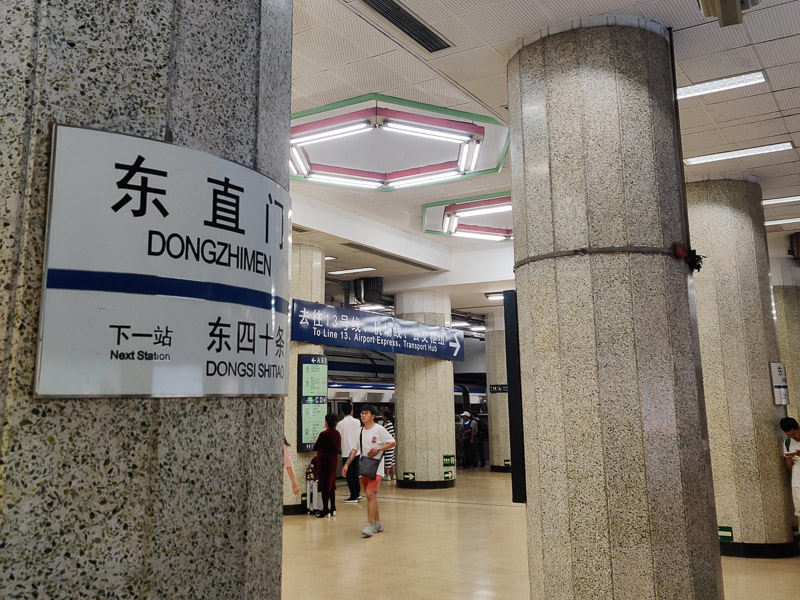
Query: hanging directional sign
291 300 465 361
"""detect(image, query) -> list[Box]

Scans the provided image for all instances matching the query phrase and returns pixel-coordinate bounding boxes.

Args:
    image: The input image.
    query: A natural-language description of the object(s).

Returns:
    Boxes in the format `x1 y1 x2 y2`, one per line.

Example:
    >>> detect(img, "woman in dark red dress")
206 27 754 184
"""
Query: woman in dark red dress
313 413 341 518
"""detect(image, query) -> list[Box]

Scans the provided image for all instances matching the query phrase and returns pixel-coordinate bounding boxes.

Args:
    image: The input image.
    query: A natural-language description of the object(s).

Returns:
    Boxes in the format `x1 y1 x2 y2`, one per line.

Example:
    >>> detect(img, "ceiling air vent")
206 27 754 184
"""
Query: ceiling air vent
362 0 451 53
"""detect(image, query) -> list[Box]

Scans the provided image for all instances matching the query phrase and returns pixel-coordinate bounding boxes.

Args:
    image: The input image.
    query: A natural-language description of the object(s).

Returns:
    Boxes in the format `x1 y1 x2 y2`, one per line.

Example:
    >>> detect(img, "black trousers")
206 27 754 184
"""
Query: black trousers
343 456 360 499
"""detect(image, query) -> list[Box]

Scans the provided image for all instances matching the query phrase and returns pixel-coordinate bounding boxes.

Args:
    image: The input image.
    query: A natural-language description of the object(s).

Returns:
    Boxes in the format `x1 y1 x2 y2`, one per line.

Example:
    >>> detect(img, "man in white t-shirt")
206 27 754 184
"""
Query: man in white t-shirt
780 417 800 518
336 403 362 503
342 404 396 537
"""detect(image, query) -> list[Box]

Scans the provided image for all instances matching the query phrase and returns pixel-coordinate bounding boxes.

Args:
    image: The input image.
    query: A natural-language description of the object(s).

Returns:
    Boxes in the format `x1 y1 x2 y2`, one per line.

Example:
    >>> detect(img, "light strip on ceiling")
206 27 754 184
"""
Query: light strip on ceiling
291 122 371 146
458 143 469 172
451 321 469 327
469 140 481 172
470 325 486 331
383 122 471 143
307 174 384 189
453 230 507 241
762 196 800 206
357 304 385 311
456 204 512 218
289 160 297 175
683 142 793 165
765 218 800 226
449 215 459 233
390 171 462 189
325 256 336 261
485 293 504 301
676 71 766 99
290 146 308 175
327 267 377 275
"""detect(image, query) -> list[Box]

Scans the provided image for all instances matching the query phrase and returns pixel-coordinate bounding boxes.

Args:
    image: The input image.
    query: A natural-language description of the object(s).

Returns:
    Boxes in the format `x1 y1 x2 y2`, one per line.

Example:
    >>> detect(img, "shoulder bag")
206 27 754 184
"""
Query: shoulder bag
358 427 381 479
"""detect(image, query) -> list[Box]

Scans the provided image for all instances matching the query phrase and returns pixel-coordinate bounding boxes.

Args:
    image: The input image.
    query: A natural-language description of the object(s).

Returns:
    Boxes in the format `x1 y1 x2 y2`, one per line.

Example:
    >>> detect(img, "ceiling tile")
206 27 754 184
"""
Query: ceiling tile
754 34 800 68
775 87 800 111
766 63 800 91
430 46 507 82
461 74 509 110
637 0 716 30
673 22 748 61
376 50 439 85
744 2 800 43
678 46 761 83
398 0 455 23
705 92 780 123
465 0 550 44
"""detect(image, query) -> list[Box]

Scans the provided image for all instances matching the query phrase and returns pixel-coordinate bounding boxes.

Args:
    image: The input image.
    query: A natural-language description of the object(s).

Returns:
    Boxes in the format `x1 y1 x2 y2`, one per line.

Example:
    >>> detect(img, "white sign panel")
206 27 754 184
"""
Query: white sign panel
36 125 290 397
771 362 789 406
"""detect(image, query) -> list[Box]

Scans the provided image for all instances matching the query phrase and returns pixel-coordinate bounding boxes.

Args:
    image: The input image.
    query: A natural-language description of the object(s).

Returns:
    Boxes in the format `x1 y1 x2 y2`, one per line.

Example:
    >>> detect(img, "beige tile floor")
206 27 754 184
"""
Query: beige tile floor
282 469 800 599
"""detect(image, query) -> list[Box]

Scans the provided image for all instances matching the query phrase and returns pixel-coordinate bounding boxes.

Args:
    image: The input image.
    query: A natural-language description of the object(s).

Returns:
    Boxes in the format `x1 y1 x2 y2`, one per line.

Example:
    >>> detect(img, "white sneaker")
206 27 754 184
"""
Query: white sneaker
362 523 376 537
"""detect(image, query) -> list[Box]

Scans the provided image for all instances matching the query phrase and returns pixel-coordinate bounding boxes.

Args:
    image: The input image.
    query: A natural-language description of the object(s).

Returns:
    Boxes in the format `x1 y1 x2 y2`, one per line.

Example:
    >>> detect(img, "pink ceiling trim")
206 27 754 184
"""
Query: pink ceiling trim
444 195 512 213
387 161 460 180
310 163 385 180
290 107 377 136
377 108 484 135
457 224 512 236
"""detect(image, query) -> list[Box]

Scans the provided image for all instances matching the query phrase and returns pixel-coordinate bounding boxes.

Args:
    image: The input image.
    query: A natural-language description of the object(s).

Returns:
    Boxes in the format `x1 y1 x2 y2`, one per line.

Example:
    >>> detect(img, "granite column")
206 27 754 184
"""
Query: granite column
687 179 796 551
486 310 511 472
394 290 456 488
0 1 292 597
283 242 326 510
507 18 722 599
772 256 800 421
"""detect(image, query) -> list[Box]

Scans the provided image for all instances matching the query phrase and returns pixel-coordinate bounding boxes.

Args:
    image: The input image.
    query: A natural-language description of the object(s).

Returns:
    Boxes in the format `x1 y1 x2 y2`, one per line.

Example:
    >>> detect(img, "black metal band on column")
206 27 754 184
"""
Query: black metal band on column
503 290 526 504
514 245 676 270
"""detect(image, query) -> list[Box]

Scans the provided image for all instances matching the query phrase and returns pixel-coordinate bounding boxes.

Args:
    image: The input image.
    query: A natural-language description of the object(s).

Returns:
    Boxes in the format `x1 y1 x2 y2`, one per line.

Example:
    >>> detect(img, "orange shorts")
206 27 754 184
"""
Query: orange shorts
360 475 383 493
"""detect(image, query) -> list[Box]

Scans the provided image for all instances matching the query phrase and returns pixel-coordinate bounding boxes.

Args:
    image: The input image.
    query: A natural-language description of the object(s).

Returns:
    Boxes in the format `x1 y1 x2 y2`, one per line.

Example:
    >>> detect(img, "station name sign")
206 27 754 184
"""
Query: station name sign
35 125 290 397
291 300 465 361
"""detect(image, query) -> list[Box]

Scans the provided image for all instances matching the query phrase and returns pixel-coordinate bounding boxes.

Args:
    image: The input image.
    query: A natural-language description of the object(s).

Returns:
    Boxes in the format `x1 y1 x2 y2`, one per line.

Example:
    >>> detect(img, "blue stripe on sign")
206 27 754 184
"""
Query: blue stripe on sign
46 269 289 314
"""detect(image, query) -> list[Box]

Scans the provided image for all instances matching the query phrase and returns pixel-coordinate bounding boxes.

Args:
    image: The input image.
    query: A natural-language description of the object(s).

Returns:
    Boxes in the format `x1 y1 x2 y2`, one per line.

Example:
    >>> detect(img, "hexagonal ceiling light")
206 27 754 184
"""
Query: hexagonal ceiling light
423 192 514 242
289 94 509 190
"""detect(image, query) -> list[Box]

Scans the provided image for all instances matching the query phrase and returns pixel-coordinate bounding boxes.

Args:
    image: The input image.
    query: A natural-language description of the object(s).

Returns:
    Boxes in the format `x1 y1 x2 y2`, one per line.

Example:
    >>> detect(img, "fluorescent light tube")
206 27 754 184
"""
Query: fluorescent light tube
451 321 469 327
683 142 793 165
456 204 512 218
325 256 336 261
383 122 471 143
765 218 800 226
677 71 765 100
453 230 506 241
449 215 459 233
458 143 469 172
357 304 385 311
762 196 800 206
307 174 384 189
290 146 308 175
289 160 297 175
470 325 486 331
485 293 504 301
390 171 462 189
291 122 371 146
469 140 481 172
327 267 377 275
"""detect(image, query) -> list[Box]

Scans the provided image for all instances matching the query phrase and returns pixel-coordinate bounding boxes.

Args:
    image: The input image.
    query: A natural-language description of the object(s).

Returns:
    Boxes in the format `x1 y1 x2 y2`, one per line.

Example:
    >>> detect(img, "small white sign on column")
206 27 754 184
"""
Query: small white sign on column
35 125 291 397
770 362 789 406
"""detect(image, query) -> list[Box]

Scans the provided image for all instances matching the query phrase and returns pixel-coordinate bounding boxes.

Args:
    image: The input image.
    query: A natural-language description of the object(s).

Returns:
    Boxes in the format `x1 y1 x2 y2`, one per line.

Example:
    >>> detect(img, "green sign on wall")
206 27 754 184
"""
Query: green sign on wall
718 526 733 542
503 459 511 467
403 472 415 481
444 471 454 480
443 455 456 467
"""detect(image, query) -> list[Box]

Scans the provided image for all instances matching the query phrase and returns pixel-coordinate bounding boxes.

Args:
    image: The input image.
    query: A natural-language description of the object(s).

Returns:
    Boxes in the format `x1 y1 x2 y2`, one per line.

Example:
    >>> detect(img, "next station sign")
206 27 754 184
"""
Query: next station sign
291 300 465 361
35 125 291 397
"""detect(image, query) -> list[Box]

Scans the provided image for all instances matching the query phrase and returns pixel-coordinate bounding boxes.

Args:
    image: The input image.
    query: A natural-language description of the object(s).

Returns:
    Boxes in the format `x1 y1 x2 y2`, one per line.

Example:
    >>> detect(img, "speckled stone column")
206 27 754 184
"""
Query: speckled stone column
687 179 795 547
394 290 456 488
772 257 800 421
0 1 292 598
283 243 325 509
507 19 722 599
486 310 511 471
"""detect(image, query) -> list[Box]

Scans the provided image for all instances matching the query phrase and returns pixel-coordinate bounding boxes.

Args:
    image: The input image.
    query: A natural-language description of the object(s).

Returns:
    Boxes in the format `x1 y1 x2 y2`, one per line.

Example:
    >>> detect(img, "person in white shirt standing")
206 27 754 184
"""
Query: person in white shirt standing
780 417 800 518
342 404 396 537
336 403 363 503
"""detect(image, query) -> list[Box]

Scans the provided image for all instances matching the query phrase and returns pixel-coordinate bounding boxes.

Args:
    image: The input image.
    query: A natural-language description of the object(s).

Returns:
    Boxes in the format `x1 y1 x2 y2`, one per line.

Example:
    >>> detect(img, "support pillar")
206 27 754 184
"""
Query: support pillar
507 18 722 599
0 1 292 597
486 310 511 472
687 179 796 554
394 291 456 488
772 256 800 421
283 243 326 511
